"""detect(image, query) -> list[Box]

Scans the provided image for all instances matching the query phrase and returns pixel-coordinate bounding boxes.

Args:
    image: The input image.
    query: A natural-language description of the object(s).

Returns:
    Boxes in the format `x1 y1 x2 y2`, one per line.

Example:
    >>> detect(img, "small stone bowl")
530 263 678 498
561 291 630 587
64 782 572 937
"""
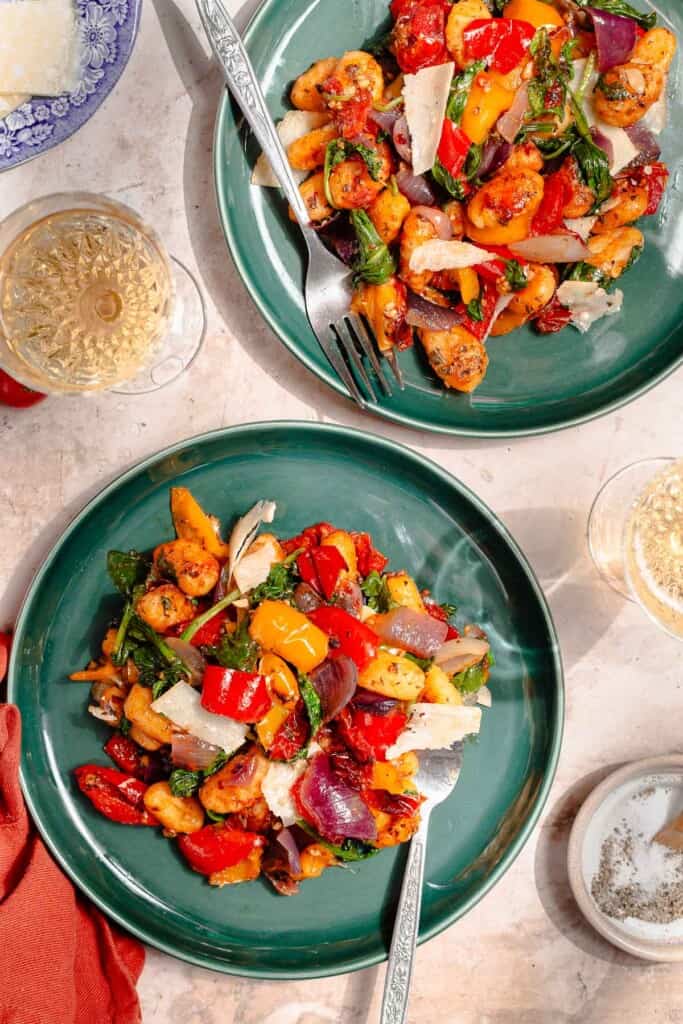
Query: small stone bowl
568 755 683 962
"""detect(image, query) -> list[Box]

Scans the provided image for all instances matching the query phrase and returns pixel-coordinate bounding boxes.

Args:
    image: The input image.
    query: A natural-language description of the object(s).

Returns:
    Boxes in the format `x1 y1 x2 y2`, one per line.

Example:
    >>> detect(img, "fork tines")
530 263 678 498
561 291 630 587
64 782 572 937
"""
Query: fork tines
332 314 403 405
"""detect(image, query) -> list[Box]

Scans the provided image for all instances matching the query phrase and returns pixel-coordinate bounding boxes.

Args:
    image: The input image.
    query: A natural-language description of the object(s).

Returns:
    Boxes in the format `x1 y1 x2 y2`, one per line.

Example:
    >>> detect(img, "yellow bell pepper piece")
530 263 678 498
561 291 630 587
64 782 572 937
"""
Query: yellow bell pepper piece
461 71 515 146
256 698 292 749
249 600 329 673
259 653 299 701
170 487 230 560
503 0 564 29
456 267 480 304
385 573 424 612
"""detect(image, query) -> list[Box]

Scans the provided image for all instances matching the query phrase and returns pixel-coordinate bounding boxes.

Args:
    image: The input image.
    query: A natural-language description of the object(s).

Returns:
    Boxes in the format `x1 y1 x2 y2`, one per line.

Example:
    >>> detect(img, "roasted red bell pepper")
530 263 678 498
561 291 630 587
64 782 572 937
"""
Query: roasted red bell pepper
351 532 389 576
463 18 535 74
104 734 145 777
455 280 500 341
534 297 572 334
201 666 272 722
177 824 264 875
531 170 570 236
269 699 309 761
437 120 472 179
423 600 460 641
0 631 11 684
74 765 157 825
0 370 46 408
364 787 422 815
338 706 408 762
392 1 448 73
307 605 379 671
282 522 335 556
187 609 229 648
322 75 372 139
297 545 348 600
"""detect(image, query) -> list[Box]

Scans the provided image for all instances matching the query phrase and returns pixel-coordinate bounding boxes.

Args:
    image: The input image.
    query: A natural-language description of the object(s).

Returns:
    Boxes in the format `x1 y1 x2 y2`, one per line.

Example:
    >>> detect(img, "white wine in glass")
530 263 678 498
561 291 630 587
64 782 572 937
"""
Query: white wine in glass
589 458 683 640
0 193 205 395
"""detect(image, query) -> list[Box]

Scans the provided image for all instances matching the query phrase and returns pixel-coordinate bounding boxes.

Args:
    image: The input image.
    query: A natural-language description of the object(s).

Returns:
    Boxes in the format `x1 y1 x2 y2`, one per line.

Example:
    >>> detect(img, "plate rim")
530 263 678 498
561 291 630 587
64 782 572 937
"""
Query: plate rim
212 0 683 439
9 419 565 977
0 0 142 174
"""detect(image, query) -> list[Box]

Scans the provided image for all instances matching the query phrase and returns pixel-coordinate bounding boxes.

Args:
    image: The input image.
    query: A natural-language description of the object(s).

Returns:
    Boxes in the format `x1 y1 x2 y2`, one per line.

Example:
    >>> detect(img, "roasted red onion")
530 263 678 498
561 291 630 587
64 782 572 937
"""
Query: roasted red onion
392 114 413 163
171 732 222 770
586 7 638 72
298 753 377 842
294 581 323 613
406 291 464 331
435 636 489 675
412 205 452 240
316 214 359 266
625 125 661 165
352 688 399 715
373 607 448 658
165 638 206 686
396 168 437 206
311 655 358 722
334 578 363 618
509 233 590 263
276 827 302 876
214 563 232 602
591 127 614 165
497 84 530 144
369 108 402 133
478 137 513 179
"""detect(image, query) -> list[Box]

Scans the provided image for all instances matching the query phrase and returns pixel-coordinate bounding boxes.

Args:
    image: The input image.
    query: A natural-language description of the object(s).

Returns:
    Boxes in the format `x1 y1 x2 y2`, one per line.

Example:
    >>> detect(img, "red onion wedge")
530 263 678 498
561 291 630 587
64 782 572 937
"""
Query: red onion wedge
276 827 302 876
334 579 363 618
298 753 377 842
406 291 464 331
352 688 399 715
369 108 402 134
310 655 358 723
625 125 661 165
395 168 437 206
509 233 590 263
165 638 207 686
591 127 614 165
372 607 448 659
586 7 638 72
412 205 452 240
392 114 413 163
479 137 513 179
497 84 530 144
171 732 222 770
435 636 490 675
294 581 323 614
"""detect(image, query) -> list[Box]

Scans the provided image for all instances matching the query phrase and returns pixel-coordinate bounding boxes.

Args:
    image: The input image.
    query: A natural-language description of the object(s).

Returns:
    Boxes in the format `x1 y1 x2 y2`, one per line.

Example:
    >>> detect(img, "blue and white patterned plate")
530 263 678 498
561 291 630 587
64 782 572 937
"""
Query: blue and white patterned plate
0 0 141 172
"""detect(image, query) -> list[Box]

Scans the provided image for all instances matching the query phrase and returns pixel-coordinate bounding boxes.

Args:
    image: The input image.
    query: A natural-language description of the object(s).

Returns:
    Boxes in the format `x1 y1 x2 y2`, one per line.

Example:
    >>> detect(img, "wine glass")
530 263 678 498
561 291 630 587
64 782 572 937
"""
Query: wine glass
0 192 206 396
588 458 683 640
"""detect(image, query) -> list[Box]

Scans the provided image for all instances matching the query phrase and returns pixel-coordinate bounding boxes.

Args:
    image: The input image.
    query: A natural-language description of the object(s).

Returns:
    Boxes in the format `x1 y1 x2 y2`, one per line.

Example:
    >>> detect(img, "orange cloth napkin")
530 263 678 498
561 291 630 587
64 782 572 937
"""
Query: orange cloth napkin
0 704 145 1024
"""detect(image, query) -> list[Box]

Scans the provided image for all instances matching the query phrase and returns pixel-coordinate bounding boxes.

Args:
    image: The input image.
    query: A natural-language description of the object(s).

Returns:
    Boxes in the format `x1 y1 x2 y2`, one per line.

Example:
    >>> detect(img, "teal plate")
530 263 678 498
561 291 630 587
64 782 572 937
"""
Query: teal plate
214 0 683 437
9 422 563 977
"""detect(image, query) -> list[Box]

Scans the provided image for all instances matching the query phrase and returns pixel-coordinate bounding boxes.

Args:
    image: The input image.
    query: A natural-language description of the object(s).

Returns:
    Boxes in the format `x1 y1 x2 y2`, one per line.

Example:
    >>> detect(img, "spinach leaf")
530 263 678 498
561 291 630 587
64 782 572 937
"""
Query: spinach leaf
203 751 229 778
360 571 397 612
251 559 299 605
404 653 433 671
349 209 396 285
119 714 131 736
452 661 488 694
432 157 468 200
504 260 528 292
570 108 613 207
440 602 458 619
574 0 656 29
206 809 227 823
324 138 384 207
297 821 379 862
565 261 609 288
466 297 484 321
465 142 483 183
300 674 323 737
107 550 150 596
207 617 259 672
595 75 631 102
446 60 485 124
169 768 201 797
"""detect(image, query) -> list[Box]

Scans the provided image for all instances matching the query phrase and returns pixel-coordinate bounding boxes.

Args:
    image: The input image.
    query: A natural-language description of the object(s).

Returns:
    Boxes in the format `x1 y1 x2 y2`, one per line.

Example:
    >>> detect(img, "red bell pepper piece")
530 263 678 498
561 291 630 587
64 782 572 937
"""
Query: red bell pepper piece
307 605 379 671
201 666 272 722
269 699 309 761
297 545 348 600
104 734 146 777
534 297 572 334
351 532 389 576
281 522 335 556
188 609 228 648
322 75 373 139
463 18 535 74
619 162 669 216
363 787 422 815
455 280 500 341
392 1 448 74
0 370 46 408
423 600 460 640
338 706 408 762
0 631 11 684
177 824 264 875
531 170 571 236
74 765 157 825
437 120 471 179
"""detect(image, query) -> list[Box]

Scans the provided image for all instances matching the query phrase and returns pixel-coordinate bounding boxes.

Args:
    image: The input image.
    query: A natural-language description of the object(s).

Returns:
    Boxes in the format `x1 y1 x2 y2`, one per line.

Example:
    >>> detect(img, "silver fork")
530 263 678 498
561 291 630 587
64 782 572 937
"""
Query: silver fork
380 743 464 1024
195 0 402 407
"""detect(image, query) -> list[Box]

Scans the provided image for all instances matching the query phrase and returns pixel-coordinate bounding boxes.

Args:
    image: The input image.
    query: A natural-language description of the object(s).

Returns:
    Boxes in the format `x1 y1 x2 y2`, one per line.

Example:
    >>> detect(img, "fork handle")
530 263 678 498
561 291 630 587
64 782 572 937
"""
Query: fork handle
195 0 311 226
380 810 431 1024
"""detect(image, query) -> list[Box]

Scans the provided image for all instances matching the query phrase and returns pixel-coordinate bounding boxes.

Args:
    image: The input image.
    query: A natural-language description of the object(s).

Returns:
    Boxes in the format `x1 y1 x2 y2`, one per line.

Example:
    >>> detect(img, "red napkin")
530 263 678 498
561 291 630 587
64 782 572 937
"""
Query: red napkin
0 704 145 1024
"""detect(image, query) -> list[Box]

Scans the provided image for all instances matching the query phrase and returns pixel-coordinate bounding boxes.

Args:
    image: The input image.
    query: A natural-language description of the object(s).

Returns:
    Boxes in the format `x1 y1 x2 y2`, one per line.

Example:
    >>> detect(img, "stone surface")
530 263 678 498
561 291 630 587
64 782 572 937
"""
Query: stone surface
1 1 682 1021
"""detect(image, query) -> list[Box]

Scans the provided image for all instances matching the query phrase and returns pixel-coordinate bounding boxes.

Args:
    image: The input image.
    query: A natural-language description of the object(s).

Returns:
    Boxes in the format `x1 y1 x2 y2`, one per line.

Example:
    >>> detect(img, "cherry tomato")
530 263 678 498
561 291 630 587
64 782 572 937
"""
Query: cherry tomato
393 2 448 74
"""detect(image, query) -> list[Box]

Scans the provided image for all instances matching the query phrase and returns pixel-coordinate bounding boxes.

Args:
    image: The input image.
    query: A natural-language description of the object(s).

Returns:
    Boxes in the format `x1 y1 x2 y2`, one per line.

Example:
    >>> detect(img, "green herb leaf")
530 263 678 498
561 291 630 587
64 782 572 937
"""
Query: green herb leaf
169 768 201 797
404 652 433 671
206 809 227 823
349 209 396 285
203 751 229 778
565 261 609 287
251 560 299 605
574 0 656 29
595 75 632 102
297 820 379 862
300 674 323 738
324 138 384 208
452 660 488 694
432 157 467 200
465 142 483 183
119 714 131 736
570 121 613 206
207 617 259 672
107 550 150 596
360 571 397 613
466 297 484 321
440 602 458 619
446 60 485 124
179 589 241 644
504 259 528 292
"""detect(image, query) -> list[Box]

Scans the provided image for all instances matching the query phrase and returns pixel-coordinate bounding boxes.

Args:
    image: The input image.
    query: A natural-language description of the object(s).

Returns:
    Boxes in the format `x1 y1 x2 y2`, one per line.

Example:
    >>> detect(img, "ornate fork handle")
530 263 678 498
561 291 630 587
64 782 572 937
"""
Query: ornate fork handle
195 0 311 226
380 810 431 1024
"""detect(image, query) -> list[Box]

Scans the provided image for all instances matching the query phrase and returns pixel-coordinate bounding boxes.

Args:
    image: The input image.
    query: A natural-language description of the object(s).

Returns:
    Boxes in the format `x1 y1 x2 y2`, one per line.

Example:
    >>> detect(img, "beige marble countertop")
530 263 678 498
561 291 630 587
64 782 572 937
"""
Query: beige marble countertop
1 1 682 1021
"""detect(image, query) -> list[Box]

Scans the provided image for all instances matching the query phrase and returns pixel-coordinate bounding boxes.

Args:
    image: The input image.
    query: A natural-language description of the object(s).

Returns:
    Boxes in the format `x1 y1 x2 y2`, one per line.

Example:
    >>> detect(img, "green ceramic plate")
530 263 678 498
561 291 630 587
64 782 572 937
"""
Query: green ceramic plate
214 0 683 437
9 422 562 977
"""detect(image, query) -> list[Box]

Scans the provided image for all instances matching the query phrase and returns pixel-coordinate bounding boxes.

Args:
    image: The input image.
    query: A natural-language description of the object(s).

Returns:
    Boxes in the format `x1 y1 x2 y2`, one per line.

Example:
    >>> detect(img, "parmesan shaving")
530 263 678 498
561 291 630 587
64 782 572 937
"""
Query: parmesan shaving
556 280 624 333
251 111 330 187
409 239 495 274
403 62 454 175
386 703 481 759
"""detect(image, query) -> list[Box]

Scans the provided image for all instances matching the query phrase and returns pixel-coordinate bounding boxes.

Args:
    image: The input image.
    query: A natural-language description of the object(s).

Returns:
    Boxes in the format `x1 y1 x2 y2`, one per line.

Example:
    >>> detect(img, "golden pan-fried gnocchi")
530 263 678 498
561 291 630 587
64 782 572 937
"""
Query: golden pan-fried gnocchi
73 492 494 891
